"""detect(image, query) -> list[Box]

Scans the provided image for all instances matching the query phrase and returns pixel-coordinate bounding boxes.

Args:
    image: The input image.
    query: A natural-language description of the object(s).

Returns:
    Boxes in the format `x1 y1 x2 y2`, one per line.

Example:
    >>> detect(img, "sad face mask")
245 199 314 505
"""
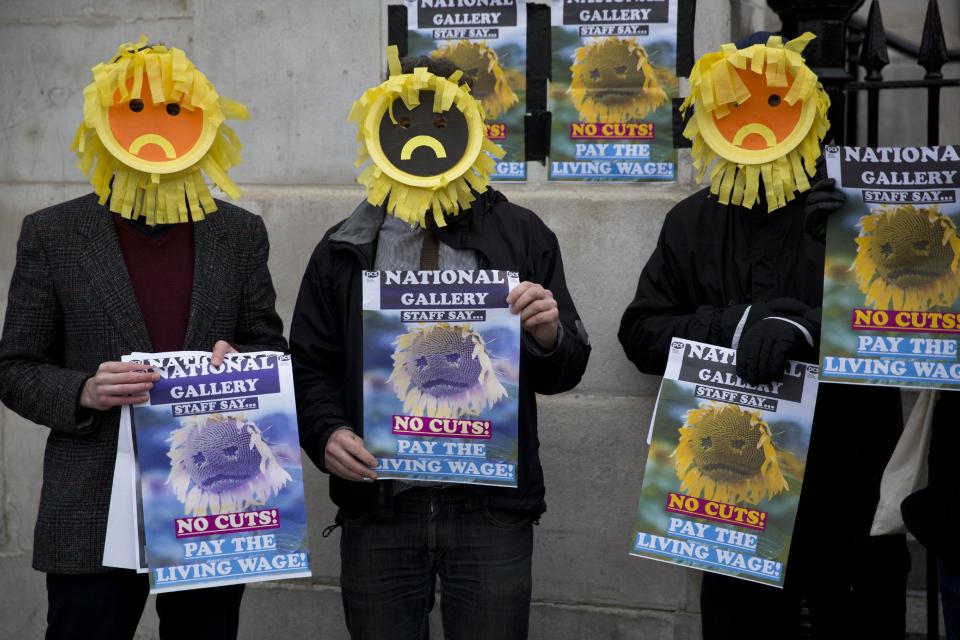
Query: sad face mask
681 33 830 211
73 35 248 224
349 46 504 228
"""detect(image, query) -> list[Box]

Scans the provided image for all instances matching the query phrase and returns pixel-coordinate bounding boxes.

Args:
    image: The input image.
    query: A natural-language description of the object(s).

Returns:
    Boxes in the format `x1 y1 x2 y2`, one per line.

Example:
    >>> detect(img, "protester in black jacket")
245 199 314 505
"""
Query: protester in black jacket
618 183 909 639
293 187 589 511
291 183 589 638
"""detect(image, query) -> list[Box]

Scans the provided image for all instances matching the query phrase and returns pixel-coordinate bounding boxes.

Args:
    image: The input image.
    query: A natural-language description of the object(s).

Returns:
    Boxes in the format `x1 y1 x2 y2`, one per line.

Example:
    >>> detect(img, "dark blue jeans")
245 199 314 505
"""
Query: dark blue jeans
941 560 960 640
339 487 535 640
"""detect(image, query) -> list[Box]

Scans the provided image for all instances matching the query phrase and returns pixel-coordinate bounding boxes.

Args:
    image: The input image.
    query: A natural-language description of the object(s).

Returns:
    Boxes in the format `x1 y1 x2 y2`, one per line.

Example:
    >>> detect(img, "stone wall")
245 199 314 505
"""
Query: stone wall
0 1 945 638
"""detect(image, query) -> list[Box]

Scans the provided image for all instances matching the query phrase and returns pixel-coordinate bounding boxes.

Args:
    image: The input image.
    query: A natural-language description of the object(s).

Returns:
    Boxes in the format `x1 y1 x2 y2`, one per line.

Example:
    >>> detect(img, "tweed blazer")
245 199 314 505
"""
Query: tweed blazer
0 193 287 574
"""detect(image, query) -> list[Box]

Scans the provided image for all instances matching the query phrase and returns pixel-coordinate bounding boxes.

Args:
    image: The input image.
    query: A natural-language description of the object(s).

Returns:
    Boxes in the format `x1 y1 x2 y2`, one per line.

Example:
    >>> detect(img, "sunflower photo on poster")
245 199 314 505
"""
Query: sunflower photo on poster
362 270 522 487
820 145 960 389
630 339 819 588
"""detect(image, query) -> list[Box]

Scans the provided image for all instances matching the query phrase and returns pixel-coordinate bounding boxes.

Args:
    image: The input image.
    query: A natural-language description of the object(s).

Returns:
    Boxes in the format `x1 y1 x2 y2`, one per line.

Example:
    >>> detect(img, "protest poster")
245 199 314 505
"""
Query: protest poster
548 0 678 182
362 270 521 487
820 145 960 389
123 351 311 593
405 0 527 181
630 339 819 588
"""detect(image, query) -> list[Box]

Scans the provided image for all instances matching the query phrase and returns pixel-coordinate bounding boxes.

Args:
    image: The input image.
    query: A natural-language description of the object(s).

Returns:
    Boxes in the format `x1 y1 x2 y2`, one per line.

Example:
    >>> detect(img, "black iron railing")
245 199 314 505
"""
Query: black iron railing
846 0 960 147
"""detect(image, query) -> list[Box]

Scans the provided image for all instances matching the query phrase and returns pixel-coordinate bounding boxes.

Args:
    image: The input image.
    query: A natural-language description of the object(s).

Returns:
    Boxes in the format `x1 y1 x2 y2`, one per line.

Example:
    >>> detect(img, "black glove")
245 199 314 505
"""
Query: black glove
803 178 845 243
735 317 812 385
717 298 811 347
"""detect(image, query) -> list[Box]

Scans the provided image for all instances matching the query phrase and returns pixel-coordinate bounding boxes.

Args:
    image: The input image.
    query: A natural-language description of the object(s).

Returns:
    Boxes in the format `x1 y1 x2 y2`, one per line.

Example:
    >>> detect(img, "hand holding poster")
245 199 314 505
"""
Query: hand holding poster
405 0 527 181
820 145 960 388
630 339 819 588
121 351 312 593
362 270 521 486
549 0 678 182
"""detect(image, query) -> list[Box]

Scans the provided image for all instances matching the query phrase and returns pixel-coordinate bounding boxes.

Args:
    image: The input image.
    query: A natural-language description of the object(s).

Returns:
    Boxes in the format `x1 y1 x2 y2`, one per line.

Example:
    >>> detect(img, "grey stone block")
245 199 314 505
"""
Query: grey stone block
534 393 692 611
0 554 47 640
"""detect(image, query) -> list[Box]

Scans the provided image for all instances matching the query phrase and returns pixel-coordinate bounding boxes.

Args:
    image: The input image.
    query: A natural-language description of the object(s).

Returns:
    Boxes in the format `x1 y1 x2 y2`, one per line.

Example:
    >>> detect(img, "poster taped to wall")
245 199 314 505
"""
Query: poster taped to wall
405 0 527 181
119 351 312 593
362 270 521 487
549 0 678 182
820 145 960 389
630 339 819 588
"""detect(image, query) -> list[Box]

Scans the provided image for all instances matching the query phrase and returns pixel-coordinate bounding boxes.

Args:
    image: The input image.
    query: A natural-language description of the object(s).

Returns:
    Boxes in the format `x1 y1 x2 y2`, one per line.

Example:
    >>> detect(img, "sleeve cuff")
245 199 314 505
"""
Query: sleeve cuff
523 324 564 358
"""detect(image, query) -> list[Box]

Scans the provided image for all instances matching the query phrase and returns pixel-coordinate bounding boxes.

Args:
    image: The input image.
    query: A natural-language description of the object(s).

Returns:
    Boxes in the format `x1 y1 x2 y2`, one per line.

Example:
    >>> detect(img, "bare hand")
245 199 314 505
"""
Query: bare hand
211 340 238 366
325 429 378 482
80 361 161 411
506 281 560 351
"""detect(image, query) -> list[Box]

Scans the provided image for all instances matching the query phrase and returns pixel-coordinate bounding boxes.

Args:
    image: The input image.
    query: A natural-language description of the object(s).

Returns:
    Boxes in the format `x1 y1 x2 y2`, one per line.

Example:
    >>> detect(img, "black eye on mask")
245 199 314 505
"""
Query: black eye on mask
377 91 469 178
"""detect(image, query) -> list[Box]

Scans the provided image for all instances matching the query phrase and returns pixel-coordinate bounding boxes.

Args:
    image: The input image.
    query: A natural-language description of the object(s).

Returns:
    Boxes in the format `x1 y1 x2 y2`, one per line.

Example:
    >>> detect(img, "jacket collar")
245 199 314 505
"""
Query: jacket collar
75 195 229 351
331 189 511 269
76 198 153 351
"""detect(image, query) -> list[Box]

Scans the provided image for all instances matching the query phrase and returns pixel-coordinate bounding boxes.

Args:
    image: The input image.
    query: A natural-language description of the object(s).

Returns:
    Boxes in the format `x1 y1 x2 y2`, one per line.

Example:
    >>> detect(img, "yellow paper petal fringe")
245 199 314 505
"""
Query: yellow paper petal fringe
350 46 504 228
72 35 248 224
681 33 830 212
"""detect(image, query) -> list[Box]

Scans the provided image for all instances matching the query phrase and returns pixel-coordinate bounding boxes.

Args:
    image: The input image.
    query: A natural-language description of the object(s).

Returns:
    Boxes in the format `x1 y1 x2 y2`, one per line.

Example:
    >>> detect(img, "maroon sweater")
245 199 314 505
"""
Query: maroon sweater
113 217 194 351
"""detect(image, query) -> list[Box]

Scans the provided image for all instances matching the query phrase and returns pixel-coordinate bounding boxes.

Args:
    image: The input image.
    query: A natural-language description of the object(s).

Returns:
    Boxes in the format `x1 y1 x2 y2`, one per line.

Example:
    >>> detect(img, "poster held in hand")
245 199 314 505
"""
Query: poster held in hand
630 338 819 588
104 351 312 593
362 270 521 487
819 145 960 389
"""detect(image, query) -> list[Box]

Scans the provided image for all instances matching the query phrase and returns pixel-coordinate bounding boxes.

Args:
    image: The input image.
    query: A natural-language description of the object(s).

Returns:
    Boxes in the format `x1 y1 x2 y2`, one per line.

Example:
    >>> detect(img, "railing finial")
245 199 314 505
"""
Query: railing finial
859 0 889 81
919 0 949 79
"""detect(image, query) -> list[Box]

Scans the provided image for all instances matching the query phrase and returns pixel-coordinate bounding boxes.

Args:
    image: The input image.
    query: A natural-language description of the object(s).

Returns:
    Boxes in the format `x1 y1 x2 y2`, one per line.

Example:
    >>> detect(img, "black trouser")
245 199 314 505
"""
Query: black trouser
46 569 244 640
700 533 909 640
700 385 909 639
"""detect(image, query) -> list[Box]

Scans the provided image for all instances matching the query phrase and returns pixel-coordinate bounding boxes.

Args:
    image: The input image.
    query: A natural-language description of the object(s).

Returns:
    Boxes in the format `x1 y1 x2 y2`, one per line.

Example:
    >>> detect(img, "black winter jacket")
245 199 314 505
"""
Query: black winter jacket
619 188 903 540
290 189 590 514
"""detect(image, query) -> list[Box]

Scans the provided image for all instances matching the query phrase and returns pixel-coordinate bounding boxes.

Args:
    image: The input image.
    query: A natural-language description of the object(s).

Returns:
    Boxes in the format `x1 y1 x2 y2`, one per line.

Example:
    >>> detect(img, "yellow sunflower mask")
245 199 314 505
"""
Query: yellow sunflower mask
349 46 505 228
570 36 669 123
389 323 506 418
431 40 518 119
854 204 960 311
673 402 788 505
72 35 248 224
681 33 830 212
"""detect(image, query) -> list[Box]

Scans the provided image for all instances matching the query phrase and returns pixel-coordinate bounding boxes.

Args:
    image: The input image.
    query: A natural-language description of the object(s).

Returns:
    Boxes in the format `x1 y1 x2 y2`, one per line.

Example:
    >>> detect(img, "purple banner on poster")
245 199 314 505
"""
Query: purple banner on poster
137 354 281 406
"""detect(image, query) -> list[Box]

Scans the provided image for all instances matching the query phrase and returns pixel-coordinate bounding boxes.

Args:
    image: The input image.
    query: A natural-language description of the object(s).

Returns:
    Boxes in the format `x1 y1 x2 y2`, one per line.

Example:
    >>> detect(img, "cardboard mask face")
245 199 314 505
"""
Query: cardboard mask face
350 46 505 228
681 33 830 211
97 74 214 173
73 35 248 224
376 90 472 179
